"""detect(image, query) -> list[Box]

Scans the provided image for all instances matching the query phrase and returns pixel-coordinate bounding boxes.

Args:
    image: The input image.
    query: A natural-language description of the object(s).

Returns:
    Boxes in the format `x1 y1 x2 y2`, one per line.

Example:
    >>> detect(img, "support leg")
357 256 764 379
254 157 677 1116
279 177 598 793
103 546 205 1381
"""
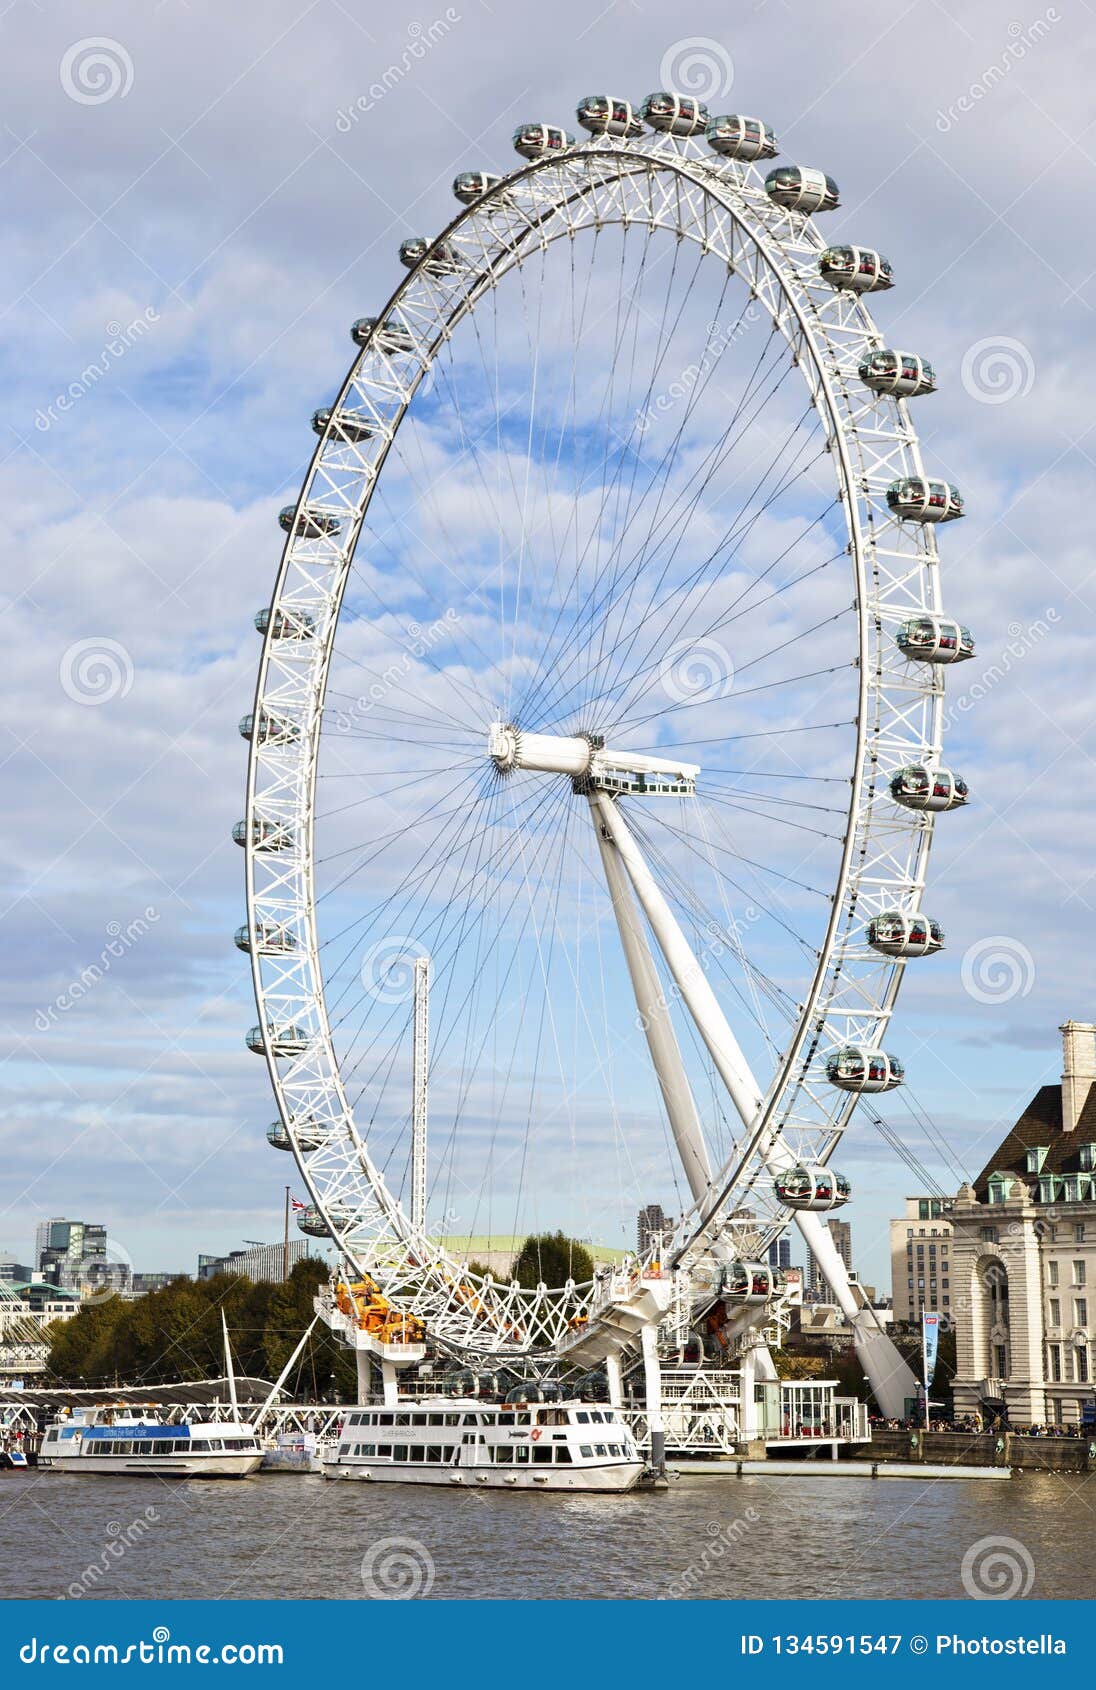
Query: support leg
605 1351 623 1409
589 794 712 1202
641 1322 665 1472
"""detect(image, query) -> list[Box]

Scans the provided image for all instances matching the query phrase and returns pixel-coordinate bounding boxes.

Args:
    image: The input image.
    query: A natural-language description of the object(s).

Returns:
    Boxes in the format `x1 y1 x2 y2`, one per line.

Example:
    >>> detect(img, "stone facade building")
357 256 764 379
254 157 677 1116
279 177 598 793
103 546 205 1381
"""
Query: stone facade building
951 1021 1096 1427
890 1196 953 1323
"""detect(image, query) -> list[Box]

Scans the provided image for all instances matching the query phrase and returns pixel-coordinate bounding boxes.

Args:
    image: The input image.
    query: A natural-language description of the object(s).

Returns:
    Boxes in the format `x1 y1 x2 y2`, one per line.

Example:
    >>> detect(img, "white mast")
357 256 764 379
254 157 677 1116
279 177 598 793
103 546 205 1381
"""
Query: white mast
411 955 429 1233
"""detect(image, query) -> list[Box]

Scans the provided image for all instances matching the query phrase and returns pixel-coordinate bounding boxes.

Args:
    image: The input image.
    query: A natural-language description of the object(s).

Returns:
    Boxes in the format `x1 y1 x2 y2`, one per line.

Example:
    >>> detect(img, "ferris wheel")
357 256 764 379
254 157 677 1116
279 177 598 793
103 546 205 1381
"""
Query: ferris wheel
237 91 971 1403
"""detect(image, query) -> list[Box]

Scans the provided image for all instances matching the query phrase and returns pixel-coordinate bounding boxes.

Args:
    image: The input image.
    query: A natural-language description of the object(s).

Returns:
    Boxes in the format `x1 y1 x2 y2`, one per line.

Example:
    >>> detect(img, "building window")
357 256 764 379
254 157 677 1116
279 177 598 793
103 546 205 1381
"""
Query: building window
1076 1299 1088 1328
1078 1348 1090 1384
1048 1261 1059 1288
1049 1345 1062 1382
1049 1299 1061 1326
1075 1223 1086 1244
942 1296 950 1307
981 1227 998 1244
994 1344 1007 1378
1073 1261 1086 1288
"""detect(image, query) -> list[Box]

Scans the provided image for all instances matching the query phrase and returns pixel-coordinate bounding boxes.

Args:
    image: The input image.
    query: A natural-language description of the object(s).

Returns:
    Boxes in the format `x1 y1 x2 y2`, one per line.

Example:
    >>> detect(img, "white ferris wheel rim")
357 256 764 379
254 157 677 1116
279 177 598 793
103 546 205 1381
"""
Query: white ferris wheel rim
243 127 950 1358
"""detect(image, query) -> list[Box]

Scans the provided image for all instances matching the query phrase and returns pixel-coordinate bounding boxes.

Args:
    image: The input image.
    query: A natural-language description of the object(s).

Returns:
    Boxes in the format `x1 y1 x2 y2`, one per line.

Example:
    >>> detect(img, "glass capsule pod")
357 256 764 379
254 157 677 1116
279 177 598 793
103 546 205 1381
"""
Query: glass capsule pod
238 709 298 746
889 764 969 813
278 503 341 539
773 1164 851 1211
858 349 936 397
819 245 893 293
351 317 416 354
254 606 315 640
826 1045 904 1093
576 94 645 137
452 170 503 204
296 1203 355 1238
267 1117 327 1153
886 477 964 523
512 122 576 159
398 236 461 275
723 1261 784 1304
764 165 839 212
311 406 374 444
706 114 778 160
896 615 974 665
867 910 945 958
640 92 709 135
245 1023 309 1058
233 817 291 851
234 922 294 955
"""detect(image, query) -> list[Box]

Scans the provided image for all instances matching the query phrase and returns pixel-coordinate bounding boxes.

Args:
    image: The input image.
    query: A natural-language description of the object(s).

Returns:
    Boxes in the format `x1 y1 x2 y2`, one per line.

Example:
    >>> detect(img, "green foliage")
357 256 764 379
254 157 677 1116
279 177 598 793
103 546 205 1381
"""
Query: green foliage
510 1231 595 1291
44 1259 348 1395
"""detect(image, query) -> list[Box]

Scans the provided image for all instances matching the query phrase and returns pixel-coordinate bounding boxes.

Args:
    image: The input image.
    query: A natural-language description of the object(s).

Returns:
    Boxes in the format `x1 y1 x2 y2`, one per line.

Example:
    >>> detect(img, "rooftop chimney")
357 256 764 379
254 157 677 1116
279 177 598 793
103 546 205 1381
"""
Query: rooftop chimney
1060 1021 1096 1132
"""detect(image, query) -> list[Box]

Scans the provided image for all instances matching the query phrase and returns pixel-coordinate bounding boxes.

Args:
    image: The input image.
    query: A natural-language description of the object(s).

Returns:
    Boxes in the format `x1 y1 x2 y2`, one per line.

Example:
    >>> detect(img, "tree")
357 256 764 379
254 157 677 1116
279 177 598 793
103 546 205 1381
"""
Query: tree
510 1231 595 1290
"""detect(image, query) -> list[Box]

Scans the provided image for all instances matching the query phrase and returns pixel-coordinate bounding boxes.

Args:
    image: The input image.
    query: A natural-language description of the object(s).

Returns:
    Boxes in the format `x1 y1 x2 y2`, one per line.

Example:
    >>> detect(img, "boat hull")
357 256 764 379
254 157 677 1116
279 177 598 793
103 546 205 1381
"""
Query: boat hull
40 1454 262 1479
324 1459 644 1492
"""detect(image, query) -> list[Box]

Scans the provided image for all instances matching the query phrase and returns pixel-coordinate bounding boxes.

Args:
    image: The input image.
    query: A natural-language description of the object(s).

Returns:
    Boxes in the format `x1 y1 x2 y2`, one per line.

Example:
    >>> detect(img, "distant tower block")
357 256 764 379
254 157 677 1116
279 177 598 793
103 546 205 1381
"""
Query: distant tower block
1060 1020 1096 1133
411 957 430 1231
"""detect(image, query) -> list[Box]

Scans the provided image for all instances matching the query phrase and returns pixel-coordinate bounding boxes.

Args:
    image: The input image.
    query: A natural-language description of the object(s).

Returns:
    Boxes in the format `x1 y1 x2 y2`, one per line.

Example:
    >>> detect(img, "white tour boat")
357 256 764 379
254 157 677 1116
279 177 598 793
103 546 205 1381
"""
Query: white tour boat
324 1397 646 1491
38 1410 264 1478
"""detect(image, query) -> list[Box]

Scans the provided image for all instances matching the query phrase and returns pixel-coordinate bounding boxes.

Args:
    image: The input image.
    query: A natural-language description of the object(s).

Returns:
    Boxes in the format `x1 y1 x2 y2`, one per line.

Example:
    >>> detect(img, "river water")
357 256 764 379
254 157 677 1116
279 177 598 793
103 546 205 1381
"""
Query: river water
3 1468 1092 1601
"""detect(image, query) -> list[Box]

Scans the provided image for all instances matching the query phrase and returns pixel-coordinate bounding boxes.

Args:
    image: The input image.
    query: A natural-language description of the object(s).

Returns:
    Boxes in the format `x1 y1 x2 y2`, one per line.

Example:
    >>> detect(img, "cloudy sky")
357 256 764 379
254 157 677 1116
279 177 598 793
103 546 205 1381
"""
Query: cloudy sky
1 0 1091 1293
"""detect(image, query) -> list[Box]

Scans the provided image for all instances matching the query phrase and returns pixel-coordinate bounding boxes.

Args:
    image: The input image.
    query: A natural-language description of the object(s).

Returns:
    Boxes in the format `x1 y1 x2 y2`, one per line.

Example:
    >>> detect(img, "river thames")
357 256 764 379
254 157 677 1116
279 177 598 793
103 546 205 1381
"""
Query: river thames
2 1469 1093 1601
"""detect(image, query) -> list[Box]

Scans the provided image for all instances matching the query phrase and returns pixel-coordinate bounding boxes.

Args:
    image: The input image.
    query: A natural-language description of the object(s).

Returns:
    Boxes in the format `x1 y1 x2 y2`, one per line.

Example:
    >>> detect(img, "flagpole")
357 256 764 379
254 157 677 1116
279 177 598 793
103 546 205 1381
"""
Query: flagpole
283 1185 290 1282
922 1314 930 1429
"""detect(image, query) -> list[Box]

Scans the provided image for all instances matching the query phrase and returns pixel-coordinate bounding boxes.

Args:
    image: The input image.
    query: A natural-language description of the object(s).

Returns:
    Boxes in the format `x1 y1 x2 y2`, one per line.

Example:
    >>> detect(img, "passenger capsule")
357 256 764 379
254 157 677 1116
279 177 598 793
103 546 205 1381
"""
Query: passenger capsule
245 1023 309 1058
279 503 341 539
774 1163 851 1211
398 236 462 275
576 95 645 137
311 406 374 444
267 1117 327 1152
896 615 974 665
254 607 315 640
234 921 295 955
705 115 778 160
296 1202 356 1238
859 349 936 397
886 477 964 523
722 1261 784 1304
826 1044 904 1093
889 765 969 813
512 123 575 160
641 92 709 135
239 709 298 746
867 910 945 958
351 317 416 354
764 165 839 213
452 170 503 204
819 245 893 293
232 817 292 851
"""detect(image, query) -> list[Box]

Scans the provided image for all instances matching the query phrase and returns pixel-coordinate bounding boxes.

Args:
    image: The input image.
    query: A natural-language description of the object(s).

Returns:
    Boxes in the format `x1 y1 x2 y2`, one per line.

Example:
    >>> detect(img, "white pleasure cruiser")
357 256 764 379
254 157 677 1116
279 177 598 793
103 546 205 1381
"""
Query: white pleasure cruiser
324 1397 646 1491
38 1411 264 1478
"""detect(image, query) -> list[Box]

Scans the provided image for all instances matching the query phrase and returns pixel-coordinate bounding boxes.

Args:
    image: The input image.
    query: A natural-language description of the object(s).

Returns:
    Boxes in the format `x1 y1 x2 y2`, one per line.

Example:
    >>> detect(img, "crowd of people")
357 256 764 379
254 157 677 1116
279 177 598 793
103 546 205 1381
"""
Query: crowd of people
871 1413 1091 1438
